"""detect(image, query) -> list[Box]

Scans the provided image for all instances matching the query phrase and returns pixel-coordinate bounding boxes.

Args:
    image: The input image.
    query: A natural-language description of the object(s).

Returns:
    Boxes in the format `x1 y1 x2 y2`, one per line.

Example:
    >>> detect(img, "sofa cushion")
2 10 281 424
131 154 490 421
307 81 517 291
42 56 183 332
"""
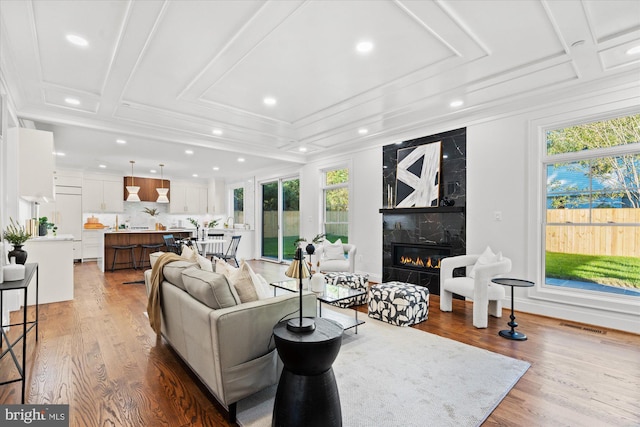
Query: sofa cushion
163 260 199 291
181 266 240 309
149 251 164 269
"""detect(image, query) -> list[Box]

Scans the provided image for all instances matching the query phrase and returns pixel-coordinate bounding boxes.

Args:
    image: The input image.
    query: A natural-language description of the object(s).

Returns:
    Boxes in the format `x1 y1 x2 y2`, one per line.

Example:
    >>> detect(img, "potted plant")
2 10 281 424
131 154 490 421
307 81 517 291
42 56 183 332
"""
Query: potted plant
38 216 50 236
294 233 326 255
143 207 161 230
2 217 31 264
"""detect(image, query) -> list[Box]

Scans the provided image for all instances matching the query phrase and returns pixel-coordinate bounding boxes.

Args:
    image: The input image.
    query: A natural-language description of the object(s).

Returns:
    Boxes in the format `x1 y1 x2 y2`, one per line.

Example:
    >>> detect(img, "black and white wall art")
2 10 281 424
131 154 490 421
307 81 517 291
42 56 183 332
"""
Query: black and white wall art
395 141 441 207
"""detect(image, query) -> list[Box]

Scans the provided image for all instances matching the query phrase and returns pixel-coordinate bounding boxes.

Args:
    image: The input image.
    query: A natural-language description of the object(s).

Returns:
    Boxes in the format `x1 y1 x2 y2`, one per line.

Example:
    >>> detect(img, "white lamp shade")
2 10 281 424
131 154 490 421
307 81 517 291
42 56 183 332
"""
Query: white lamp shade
156 187 169 203
126 185 140 202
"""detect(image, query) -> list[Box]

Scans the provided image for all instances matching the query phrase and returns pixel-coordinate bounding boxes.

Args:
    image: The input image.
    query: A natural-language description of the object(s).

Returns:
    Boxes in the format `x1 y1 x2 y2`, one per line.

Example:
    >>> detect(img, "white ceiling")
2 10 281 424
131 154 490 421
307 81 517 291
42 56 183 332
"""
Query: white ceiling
1 0 639 181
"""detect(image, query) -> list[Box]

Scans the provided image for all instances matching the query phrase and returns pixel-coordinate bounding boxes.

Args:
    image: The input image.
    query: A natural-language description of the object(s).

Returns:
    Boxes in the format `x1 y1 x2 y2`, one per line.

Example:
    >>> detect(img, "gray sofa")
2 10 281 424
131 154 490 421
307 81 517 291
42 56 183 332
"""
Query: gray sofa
144 260 316 421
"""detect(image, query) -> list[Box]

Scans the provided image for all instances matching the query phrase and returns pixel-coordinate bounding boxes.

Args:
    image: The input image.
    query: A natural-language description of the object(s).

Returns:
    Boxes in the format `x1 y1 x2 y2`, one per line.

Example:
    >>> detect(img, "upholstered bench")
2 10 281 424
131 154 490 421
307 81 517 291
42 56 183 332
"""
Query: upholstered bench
368 282 429 326
323 272 369 307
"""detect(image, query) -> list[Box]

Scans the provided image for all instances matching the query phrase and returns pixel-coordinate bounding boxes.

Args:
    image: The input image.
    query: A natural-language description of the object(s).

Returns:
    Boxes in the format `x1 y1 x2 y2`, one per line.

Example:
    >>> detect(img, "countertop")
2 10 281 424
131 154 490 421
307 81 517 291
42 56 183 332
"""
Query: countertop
104 229 191 234
28 234 75 242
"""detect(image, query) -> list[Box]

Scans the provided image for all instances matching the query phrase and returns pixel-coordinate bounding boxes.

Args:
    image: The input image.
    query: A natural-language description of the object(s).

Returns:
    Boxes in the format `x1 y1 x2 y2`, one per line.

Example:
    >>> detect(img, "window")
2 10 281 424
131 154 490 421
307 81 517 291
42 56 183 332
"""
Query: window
233 187 244 224
544 113 640 298
323 167 349 243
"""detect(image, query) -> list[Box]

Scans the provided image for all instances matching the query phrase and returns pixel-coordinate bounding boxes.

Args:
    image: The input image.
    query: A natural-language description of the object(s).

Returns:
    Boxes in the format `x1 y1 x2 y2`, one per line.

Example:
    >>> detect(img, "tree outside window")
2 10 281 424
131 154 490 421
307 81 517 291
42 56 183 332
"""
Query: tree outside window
323 167 349 243
544 113 640 295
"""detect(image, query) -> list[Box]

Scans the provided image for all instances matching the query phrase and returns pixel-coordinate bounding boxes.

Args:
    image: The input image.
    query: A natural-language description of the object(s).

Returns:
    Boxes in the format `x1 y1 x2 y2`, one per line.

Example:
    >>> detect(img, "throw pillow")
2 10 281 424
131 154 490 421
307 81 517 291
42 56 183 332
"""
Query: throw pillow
468 246 502 279
181 266 240 309
217 259 259 303
323 238 345 260
181 245 198 262
197 254 214 272
243 260 271 300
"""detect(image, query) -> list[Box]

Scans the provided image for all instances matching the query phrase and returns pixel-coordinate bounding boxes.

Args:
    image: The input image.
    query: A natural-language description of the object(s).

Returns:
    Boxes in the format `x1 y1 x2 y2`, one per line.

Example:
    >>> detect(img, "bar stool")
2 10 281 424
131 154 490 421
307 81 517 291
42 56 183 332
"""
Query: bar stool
139 243 164 269
111 244 138 272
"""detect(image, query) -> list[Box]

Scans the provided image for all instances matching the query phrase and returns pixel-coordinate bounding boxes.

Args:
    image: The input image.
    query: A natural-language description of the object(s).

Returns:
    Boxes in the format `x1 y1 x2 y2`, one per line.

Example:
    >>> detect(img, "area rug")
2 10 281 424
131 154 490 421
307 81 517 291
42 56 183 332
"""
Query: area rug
237 310 530 427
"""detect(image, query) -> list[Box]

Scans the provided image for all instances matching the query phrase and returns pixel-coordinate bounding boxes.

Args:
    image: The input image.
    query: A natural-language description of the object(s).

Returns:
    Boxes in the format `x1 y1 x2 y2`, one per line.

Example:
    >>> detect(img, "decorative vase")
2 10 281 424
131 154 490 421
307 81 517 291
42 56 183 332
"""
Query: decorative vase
305 243 315 255
39 224 48 236
8 245 28 265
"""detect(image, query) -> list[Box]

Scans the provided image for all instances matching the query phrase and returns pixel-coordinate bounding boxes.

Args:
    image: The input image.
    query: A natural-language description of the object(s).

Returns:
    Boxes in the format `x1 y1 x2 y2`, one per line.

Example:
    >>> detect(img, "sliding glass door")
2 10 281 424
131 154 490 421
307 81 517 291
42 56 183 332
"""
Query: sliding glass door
261 177 300 262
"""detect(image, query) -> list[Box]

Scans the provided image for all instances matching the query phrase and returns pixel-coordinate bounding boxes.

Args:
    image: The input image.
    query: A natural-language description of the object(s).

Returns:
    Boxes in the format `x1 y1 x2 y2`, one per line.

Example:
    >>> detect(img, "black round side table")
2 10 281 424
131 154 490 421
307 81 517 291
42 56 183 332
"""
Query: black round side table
272 317 344 427
491 278 535 341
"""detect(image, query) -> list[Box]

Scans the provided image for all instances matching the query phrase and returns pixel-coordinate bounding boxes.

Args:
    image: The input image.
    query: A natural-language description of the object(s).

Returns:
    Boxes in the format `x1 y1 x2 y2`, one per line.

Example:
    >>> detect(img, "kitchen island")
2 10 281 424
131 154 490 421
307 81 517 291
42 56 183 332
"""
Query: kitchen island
103 230 192 271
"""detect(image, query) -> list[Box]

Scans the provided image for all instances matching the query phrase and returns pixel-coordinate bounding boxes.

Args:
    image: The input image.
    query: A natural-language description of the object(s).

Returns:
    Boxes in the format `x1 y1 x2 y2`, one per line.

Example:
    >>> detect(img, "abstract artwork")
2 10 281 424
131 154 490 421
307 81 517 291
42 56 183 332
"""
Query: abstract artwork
395 142 441 207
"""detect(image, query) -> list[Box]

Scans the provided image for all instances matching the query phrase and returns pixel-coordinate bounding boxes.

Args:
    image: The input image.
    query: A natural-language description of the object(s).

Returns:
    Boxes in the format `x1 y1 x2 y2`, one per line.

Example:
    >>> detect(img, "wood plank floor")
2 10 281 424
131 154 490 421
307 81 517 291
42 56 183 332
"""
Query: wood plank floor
1 260 639 426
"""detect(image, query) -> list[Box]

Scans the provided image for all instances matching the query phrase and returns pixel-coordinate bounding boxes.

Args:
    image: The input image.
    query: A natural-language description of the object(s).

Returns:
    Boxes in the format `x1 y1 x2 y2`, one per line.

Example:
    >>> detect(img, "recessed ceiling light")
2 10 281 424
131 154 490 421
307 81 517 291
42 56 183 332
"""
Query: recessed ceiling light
99 164 106 169
213 166 220 171
66 34 88 47
65 97 80 105
116 139 126 144
53 152 65 156
212 129 223 136
185 150 194 155
263 97 277 106
626 45 640 55
192 174 198 178
358 128 368 135
450 100 464 108
356 41 374 54
150 169 157 173
238 158 245 162
299 146 308 152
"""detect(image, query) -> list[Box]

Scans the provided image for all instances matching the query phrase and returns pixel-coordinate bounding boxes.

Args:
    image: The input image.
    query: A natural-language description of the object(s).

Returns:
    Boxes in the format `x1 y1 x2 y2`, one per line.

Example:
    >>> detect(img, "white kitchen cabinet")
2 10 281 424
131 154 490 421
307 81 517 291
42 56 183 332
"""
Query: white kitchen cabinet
170 182 208 214
10 127 55 202
82 175 123 212
39 181 83 260
82 229 105 263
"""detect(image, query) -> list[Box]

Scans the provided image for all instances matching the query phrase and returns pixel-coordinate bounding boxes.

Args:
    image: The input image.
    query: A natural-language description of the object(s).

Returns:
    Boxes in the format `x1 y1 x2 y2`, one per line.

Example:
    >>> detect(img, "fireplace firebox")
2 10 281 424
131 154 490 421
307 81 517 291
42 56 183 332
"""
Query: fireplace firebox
392 243 452 272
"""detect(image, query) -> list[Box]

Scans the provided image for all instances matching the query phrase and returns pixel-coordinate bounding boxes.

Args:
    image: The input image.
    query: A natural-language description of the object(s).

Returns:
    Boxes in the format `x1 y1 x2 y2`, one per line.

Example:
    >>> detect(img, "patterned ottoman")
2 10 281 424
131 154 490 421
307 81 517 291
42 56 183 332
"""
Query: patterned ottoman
368 282 429 327
323 272 369 307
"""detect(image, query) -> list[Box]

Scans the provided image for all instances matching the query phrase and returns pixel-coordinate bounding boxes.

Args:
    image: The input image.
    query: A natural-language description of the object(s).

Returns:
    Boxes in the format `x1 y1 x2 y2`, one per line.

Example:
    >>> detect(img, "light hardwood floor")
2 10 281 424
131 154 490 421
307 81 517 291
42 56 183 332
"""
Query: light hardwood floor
1 260 638 426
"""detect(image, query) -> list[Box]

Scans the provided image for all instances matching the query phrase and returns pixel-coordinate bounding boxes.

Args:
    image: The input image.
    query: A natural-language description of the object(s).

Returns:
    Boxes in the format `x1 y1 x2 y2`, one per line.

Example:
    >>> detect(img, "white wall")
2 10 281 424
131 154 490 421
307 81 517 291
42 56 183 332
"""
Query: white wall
295 81 640 334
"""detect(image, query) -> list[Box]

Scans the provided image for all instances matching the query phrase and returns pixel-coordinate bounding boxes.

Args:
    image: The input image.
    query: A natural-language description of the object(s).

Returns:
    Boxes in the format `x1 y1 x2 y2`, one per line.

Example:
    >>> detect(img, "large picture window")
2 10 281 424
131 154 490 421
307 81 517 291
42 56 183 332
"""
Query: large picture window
544 114 640 298
323 167 349 243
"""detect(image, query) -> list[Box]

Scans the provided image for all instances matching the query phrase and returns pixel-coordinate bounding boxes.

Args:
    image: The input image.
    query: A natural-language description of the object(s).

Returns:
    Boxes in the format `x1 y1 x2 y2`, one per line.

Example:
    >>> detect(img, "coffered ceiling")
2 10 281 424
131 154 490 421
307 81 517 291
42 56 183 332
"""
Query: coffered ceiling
1 0 639 180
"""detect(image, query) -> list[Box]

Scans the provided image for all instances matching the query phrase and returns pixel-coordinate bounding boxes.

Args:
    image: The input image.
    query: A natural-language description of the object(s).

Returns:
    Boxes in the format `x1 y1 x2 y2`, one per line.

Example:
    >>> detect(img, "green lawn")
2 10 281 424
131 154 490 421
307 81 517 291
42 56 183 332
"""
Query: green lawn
546 251 640 289
261 234 348 260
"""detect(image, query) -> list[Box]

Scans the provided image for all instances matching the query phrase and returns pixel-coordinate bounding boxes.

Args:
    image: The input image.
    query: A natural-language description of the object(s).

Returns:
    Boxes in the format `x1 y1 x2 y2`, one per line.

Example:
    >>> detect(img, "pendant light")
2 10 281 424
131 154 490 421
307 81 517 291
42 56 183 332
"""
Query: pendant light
156 164 169 203
126 160 141 202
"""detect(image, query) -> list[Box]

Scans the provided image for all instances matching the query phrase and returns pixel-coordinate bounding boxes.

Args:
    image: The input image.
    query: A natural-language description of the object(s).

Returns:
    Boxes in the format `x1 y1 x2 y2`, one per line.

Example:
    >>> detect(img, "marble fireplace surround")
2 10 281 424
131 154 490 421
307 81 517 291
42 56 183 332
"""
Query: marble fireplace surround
381 127 467 296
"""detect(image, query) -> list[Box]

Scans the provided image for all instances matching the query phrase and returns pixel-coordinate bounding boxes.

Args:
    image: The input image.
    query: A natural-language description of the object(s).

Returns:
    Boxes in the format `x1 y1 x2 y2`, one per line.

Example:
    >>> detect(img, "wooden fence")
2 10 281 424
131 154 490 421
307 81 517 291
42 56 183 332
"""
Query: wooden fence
262 211 348 238
546 208 640 257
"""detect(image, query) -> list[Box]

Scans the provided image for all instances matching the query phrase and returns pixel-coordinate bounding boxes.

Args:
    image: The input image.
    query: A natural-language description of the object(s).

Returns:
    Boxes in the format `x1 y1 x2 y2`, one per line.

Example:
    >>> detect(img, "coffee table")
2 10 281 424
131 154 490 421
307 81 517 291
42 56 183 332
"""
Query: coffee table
269 280 366 333
317 284 366 333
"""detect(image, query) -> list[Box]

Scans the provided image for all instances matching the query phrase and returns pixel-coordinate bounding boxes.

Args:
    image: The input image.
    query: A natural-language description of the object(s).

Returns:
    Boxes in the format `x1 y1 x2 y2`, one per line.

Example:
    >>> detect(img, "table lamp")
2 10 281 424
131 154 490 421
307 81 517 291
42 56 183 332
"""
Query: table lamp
284 247 315 333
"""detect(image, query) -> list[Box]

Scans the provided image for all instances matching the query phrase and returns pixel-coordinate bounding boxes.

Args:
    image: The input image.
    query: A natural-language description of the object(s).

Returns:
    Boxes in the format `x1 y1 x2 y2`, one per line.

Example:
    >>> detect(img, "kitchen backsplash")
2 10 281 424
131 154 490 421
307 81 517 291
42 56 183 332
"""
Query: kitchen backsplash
83 201 227 230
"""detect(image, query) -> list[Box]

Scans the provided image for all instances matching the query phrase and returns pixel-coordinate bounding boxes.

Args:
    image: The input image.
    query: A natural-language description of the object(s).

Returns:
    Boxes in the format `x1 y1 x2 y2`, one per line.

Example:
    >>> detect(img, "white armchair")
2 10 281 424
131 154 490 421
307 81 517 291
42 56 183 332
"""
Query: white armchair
439 253 512 328
316 243 356 273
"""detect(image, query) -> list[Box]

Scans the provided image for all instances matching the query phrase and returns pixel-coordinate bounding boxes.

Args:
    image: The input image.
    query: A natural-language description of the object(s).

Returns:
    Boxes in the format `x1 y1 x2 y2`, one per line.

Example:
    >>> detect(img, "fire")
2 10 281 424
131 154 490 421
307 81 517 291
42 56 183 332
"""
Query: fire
399 256 441 269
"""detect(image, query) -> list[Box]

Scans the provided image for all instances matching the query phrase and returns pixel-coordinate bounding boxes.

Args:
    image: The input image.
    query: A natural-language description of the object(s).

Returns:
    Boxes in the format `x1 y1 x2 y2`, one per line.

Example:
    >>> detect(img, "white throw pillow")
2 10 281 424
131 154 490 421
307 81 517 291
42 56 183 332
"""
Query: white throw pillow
324 239 345 260
181 245 198 262
197 254 214 272
216 259 270 300
468 246 502 279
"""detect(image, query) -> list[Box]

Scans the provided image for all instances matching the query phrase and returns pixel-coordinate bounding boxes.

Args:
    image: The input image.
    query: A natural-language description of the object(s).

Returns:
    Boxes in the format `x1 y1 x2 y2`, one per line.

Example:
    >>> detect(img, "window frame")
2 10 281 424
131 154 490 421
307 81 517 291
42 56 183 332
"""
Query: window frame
527 108 640 317
321 164 350 243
